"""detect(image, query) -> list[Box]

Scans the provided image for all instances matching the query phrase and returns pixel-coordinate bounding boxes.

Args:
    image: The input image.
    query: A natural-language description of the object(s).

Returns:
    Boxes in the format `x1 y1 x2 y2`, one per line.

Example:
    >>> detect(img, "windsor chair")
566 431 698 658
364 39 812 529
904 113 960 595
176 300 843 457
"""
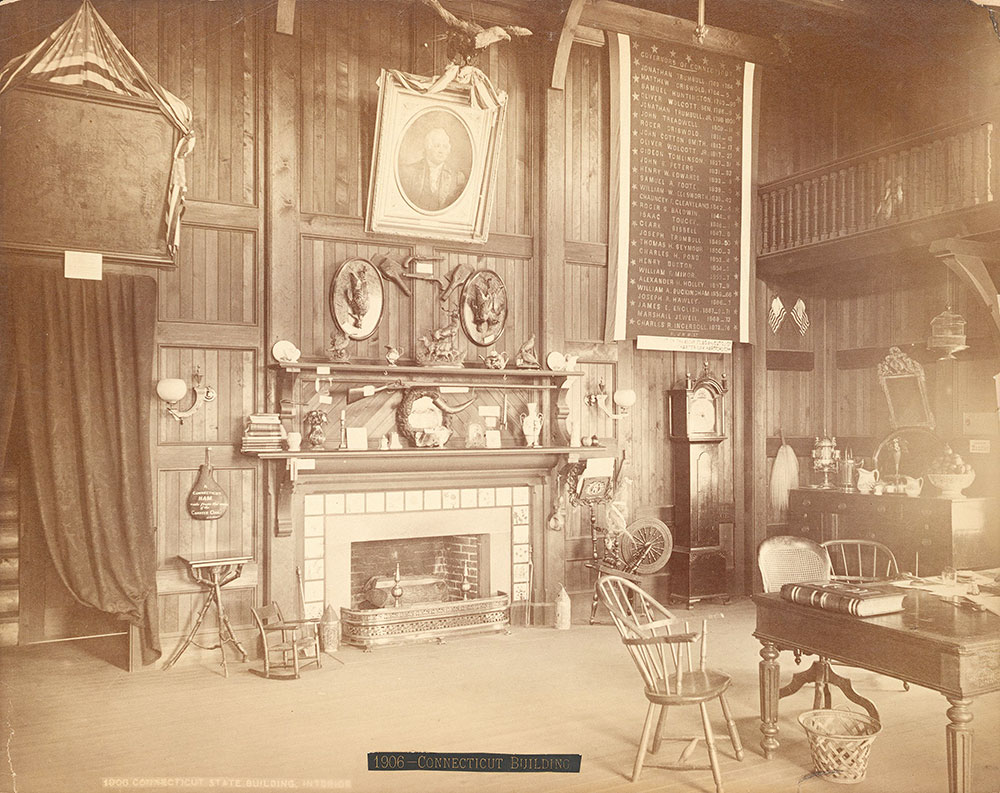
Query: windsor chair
597 575 743 790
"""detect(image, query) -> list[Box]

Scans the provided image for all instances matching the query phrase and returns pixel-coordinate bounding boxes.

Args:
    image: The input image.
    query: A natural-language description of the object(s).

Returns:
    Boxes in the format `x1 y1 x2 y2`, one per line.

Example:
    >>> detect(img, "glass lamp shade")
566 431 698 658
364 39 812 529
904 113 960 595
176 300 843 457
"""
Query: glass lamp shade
613 389 638 410
156 378 188 404
928 306 968 359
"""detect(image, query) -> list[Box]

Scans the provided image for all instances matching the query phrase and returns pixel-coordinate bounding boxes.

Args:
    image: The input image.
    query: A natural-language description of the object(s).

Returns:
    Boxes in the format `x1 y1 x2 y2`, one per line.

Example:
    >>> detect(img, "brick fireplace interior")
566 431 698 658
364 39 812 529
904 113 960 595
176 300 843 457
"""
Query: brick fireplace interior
350 534 484 607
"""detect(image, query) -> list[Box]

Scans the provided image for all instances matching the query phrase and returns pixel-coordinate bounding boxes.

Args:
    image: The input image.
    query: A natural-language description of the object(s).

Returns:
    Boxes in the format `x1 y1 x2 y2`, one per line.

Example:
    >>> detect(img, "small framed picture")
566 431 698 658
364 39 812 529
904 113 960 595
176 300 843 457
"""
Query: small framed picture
365 69 507 244
577 476 613 502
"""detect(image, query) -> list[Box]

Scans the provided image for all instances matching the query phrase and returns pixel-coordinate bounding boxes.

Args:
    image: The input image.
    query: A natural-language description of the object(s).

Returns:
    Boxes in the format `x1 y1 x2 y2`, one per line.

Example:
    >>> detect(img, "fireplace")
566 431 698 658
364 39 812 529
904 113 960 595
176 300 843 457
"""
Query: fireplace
350 535 485 606
298 484 534 646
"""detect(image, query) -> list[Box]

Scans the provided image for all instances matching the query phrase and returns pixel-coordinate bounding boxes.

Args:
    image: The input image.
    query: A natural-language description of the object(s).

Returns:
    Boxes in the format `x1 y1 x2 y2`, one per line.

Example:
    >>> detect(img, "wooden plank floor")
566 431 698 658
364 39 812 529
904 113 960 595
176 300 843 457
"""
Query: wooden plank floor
1 598 998 793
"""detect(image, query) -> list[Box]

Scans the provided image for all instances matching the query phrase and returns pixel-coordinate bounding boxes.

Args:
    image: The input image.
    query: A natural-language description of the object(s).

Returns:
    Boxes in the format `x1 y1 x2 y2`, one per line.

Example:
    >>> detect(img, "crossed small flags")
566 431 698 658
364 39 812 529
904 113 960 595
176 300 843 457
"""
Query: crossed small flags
768 295 809 336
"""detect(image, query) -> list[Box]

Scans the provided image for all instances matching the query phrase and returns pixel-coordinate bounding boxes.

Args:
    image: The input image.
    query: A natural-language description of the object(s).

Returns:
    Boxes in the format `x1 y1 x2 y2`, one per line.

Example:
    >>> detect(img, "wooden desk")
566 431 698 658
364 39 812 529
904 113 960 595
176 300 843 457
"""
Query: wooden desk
754 590 1000 793
162 554 252 677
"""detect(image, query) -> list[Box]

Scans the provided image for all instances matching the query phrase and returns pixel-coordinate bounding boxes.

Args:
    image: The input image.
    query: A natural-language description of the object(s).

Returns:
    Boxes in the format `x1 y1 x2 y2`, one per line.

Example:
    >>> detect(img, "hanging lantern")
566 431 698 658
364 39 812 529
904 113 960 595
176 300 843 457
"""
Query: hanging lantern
928 306 968 359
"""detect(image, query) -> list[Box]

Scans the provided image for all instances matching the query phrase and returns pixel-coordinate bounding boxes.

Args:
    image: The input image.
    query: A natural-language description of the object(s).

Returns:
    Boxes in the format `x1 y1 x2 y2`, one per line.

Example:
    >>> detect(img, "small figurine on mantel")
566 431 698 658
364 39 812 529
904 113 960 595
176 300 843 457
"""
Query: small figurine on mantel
303 409 329 449
514 334 540 369
328 328 350 363
385 346 403 366
416 308 465 367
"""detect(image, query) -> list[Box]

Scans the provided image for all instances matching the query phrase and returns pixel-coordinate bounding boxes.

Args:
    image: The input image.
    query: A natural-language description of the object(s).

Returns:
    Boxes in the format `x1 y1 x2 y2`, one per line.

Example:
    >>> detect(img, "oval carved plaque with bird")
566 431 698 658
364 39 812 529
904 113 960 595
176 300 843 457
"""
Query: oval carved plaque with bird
330 257 385 341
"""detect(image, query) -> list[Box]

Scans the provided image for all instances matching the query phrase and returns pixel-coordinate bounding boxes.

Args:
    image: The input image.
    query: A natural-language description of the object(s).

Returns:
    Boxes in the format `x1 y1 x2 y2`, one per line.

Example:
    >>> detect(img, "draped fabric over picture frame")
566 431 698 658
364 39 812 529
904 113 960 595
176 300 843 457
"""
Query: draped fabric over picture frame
365 69 507 244
0 0 195 265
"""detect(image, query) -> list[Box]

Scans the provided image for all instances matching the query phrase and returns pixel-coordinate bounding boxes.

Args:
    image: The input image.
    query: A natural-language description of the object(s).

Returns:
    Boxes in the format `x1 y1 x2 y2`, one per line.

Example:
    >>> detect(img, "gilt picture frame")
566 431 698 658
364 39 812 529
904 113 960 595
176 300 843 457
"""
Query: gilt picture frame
365 69 507 244
876 346 935 430
329 258 385 341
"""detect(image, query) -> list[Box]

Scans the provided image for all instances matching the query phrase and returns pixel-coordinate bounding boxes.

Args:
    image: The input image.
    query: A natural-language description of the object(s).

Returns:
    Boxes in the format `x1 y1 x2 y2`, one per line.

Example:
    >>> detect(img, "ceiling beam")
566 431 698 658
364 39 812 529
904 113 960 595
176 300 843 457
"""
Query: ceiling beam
276 0 295 35
552 0 589 90
760 0 876 20
930 238 1000 346
580 0 785 64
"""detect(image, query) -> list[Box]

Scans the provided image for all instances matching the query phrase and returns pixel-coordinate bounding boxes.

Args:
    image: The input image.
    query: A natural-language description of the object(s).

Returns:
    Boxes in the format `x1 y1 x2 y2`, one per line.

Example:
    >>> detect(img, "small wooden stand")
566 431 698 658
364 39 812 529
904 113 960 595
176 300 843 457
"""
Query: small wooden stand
163 553 252 677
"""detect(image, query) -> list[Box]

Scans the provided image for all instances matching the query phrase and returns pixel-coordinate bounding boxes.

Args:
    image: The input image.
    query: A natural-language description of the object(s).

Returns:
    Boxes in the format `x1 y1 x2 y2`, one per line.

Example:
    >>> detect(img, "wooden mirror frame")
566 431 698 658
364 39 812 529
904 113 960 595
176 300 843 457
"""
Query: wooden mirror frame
877 347 935 430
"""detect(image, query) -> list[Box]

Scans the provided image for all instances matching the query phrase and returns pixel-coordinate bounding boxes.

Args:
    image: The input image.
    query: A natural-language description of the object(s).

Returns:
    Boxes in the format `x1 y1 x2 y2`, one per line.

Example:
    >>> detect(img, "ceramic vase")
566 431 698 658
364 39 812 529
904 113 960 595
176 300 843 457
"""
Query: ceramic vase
520 402 544 448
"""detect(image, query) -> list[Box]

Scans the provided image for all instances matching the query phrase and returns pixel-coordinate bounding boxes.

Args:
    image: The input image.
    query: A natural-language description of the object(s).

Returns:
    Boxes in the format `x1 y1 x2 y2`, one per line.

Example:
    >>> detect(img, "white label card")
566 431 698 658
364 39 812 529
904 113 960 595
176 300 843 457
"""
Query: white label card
64 250 103 280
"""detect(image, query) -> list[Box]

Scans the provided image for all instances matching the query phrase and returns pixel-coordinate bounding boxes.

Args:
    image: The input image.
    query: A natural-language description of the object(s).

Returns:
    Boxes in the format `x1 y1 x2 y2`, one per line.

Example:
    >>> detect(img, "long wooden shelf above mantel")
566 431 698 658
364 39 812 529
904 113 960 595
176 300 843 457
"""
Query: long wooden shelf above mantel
257 444 617 480
271 360 583 389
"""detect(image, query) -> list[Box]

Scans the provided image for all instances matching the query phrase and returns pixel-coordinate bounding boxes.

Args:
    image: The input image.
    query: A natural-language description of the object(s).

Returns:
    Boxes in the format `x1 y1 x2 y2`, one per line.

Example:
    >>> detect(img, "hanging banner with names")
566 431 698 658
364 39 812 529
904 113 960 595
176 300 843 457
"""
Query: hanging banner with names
606 35 755 353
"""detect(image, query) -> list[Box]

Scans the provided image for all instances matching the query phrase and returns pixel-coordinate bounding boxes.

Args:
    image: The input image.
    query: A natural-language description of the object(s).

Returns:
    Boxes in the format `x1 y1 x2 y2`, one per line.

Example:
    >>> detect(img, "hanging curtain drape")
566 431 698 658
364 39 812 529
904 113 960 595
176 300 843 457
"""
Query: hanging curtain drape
0 267 161 664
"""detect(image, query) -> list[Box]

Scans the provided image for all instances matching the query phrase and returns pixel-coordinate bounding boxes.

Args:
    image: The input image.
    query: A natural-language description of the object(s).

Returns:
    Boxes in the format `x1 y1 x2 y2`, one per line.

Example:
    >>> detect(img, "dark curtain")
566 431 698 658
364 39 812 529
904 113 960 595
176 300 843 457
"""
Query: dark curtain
0 266 161 664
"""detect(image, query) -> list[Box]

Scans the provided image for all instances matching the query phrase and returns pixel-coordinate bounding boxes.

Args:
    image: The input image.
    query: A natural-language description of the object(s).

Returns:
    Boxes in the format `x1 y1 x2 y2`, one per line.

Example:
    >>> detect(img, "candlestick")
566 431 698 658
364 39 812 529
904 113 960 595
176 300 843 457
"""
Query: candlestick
391 563 404 608
339 410 347 450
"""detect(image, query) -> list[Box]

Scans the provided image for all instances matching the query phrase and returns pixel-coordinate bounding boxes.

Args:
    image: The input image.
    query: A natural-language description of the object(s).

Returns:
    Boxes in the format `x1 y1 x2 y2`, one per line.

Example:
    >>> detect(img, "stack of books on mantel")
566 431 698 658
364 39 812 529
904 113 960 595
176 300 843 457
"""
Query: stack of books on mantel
241 413 286 453
780 580 907 617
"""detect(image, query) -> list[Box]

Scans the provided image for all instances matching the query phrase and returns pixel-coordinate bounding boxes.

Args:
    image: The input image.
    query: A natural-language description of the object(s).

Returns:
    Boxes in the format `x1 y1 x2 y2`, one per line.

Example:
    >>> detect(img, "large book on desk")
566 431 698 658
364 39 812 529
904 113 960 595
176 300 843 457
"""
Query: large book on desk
780 581 906 617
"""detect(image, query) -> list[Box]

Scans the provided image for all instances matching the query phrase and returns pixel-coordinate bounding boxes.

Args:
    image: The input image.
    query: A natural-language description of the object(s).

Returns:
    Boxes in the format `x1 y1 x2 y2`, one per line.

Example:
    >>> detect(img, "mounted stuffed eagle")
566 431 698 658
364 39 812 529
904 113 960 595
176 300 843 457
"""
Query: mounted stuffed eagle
420 0 532 66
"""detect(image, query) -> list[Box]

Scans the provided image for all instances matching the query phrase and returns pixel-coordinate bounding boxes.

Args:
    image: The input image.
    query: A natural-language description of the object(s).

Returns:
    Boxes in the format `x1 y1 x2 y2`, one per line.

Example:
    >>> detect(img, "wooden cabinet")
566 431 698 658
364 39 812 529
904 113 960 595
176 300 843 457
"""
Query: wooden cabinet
785 489 999 575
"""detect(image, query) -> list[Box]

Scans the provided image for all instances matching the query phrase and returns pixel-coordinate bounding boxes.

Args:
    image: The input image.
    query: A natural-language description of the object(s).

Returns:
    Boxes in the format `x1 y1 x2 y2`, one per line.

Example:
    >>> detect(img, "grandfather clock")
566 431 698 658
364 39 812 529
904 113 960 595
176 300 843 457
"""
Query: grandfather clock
667 364 732 608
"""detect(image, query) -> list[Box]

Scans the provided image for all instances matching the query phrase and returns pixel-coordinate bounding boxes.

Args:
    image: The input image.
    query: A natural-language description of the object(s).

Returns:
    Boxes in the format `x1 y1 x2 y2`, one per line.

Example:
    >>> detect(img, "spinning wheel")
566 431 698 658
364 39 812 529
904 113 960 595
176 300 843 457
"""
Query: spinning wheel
618 518 672 575
561 461 673 623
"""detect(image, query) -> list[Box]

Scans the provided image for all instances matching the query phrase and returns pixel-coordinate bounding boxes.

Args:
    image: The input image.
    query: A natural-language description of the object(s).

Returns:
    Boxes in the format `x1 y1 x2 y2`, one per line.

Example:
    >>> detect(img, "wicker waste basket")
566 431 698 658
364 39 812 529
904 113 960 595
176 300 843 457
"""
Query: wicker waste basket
798 709 882 784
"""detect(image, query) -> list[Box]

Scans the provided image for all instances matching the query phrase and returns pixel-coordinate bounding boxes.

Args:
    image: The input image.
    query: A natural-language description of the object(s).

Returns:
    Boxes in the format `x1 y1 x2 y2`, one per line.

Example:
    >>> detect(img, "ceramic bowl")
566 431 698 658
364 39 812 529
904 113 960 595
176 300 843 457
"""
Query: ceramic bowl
926 471 975 499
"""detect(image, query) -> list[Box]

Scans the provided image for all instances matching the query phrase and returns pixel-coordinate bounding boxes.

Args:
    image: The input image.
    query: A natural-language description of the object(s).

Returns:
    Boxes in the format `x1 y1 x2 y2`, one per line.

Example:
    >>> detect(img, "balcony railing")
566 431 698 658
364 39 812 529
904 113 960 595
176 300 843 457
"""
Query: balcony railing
758 118 995 255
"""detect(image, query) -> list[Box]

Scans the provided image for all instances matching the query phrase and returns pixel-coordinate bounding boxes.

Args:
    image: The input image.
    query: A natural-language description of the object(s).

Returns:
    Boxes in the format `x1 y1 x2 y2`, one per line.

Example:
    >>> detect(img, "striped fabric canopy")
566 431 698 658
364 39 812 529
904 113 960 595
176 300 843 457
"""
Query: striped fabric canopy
0 0 195 257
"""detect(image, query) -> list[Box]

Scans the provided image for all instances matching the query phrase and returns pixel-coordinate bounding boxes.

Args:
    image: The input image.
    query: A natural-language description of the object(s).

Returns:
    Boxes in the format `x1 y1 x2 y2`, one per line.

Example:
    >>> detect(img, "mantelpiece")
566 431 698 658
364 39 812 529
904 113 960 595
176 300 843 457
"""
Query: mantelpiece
257 360 608 536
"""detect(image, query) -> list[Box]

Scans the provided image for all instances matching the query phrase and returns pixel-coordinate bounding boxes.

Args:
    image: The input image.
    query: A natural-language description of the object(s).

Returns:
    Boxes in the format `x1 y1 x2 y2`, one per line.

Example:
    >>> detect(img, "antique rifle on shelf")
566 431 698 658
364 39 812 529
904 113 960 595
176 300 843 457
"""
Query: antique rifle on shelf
346 380 405 404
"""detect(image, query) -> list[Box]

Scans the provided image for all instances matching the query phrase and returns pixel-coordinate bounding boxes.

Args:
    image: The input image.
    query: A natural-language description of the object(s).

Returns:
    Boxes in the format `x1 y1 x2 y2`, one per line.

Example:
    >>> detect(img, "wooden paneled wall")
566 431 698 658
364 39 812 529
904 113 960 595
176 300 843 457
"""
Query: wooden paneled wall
760 267 1000 536
11 0 995 636
756 28 1000 547
0 0 266 651
146 0 265 647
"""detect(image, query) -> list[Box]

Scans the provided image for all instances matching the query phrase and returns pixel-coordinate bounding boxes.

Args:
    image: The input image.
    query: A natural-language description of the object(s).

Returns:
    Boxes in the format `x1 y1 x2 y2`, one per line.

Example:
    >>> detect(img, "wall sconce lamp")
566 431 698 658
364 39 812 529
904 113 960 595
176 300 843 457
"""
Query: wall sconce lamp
156 369 216 424
585 380 637 420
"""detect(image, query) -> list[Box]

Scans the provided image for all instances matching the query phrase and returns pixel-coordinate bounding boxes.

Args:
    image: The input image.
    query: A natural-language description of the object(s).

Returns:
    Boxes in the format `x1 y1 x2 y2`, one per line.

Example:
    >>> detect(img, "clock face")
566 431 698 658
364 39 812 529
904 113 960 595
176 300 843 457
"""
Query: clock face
689 388 717 434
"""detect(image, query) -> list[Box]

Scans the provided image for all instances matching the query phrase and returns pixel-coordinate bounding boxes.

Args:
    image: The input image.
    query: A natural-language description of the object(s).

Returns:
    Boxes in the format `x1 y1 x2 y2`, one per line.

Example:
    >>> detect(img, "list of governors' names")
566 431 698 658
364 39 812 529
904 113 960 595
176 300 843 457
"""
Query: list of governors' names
626 39 745 341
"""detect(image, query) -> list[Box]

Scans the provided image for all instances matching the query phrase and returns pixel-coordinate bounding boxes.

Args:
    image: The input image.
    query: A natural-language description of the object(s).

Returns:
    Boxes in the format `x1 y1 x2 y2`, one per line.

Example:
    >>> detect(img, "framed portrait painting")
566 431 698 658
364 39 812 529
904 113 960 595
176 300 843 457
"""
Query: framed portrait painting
365 69 507 244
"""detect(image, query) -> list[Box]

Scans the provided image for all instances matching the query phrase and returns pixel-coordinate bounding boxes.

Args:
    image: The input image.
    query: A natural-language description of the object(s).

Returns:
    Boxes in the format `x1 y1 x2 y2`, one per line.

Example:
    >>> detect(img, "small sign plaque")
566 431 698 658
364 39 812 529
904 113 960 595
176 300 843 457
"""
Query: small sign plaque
186 448 228 520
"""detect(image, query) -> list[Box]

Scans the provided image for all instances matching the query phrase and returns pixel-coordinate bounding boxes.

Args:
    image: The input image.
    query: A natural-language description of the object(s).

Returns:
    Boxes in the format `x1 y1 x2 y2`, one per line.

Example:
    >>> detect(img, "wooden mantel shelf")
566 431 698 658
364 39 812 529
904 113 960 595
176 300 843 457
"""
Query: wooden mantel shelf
259 444 616 480
272 360 583 386
262 441 619 536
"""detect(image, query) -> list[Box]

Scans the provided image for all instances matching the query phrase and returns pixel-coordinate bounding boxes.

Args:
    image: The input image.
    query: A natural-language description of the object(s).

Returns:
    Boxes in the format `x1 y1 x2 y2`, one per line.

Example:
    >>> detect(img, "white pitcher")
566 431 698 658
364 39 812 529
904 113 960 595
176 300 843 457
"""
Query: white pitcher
903 475 923 498
857 467 879 494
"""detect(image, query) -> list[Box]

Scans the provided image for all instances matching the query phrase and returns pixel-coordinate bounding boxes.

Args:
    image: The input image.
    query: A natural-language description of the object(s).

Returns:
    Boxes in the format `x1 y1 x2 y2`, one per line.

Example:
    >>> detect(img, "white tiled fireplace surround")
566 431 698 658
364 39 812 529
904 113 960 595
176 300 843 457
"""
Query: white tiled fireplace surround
300 486 533 618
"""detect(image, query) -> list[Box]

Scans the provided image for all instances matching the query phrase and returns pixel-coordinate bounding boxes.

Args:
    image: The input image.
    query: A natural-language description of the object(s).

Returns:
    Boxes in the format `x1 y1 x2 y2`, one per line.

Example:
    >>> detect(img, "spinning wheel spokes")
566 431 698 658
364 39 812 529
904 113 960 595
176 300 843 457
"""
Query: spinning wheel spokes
618 518 673 575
